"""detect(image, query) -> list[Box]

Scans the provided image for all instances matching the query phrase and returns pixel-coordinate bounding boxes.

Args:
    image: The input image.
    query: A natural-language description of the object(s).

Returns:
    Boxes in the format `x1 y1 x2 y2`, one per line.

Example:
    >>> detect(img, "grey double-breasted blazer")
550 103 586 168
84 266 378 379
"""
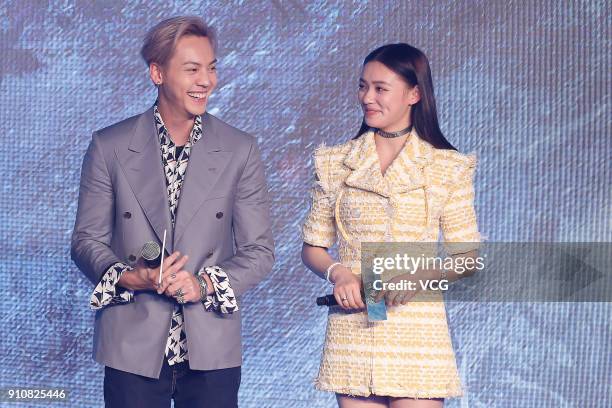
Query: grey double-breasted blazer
71 107 274 378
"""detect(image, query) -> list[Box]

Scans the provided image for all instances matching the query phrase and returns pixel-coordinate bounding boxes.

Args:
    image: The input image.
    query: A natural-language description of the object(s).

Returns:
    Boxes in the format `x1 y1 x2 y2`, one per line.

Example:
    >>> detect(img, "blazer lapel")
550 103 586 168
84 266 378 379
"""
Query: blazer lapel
116 107 174 253
383 128 433 194
173 113 233 246
383 130 437 232
343 129 439 235
343 130 391 197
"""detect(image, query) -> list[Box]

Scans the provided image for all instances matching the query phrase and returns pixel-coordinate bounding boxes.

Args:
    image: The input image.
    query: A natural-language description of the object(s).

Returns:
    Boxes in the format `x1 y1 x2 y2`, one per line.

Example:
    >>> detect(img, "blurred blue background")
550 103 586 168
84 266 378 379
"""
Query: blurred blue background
0 1 610 407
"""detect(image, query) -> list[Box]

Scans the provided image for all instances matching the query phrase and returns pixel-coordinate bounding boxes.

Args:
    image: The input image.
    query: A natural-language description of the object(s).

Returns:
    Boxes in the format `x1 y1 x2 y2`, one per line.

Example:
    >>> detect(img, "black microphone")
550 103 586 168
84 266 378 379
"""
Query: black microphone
316 294 338 306
317 291 369 306
141 241 161 268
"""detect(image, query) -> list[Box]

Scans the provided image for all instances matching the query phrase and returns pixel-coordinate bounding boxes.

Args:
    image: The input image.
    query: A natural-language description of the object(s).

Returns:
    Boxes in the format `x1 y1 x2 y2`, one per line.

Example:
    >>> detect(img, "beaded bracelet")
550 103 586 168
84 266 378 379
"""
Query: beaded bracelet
325 262 342 283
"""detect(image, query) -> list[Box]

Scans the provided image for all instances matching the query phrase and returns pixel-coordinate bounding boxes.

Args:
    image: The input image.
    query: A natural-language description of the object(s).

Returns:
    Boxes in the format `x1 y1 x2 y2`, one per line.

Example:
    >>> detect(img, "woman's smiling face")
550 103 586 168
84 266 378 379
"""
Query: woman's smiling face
358 61 420 132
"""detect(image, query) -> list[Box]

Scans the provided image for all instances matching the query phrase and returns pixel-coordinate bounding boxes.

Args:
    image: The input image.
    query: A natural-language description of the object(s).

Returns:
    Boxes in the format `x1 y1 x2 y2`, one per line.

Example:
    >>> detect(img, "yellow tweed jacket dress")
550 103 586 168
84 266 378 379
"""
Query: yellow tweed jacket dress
302 129 480 398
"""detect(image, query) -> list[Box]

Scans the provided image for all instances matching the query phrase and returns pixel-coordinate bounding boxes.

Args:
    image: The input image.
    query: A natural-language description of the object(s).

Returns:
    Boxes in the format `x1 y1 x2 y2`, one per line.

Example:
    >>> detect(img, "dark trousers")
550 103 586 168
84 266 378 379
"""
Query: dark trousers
104 359 241 408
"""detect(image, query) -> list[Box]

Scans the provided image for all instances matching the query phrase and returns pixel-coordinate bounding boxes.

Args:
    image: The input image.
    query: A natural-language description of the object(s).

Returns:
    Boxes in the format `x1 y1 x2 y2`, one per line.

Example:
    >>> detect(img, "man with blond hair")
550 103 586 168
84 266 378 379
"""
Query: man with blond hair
71 16 274 407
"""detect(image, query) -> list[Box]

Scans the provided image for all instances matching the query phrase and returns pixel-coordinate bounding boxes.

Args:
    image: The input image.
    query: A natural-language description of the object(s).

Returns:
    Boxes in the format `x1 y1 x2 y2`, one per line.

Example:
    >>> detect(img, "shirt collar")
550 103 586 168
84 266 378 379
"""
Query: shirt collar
153 103 203 146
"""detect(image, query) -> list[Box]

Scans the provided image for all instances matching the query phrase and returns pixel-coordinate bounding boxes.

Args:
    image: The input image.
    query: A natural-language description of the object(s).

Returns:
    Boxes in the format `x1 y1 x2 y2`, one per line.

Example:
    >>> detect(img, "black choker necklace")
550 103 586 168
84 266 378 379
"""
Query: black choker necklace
375 125 413 139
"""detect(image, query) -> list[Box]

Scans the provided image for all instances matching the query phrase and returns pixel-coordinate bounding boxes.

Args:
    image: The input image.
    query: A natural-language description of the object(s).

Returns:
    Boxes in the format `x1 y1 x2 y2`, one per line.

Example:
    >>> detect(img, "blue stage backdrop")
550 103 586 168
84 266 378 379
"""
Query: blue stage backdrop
0 1 610 407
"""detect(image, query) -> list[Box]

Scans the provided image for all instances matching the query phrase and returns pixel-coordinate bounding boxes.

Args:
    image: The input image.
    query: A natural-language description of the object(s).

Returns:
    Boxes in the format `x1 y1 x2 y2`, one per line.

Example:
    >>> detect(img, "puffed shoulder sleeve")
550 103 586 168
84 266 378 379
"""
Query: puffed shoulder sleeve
301 147 337 248
441 154 481 255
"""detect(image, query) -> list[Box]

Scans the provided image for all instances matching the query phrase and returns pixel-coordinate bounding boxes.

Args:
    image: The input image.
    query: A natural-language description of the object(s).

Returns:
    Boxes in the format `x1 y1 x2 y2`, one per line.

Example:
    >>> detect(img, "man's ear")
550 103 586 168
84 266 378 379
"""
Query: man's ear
149 63 163 86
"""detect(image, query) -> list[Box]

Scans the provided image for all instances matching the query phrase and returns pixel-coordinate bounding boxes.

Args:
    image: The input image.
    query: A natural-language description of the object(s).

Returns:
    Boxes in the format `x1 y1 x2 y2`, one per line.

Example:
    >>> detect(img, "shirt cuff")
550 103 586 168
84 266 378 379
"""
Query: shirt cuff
90 262 134 310
197 265 239 314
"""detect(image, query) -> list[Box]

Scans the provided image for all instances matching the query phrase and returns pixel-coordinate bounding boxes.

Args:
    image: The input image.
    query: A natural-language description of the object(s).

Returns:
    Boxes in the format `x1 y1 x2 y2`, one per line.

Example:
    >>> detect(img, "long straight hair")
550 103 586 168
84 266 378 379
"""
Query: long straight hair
354 43 456 150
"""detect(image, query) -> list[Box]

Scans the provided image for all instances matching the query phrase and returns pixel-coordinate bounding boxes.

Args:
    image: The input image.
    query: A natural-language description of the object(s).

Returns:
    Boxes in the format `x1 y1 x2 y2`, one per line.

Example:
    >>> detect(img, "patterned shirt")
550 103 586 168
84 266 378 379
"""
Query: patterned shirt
90 104 238 366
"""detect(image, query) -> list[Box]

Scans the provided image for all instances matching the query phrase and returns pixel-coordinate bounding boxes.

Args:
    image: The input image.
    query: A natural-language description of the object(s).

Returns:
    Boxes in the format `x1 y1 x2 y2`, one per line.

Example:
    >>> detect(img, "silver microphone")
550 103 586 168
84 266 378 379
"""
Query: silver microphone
141 241 161 268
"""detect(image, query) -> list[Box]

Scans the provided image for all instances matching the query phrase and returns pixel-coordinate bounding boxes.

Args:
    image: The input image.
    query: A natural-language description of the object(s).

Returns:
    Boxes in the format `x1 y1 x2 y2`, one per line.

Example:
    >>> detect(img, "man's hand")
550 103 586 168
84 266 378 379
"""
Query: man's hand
157 259 215 304
161 271 199 303
117 251 187 292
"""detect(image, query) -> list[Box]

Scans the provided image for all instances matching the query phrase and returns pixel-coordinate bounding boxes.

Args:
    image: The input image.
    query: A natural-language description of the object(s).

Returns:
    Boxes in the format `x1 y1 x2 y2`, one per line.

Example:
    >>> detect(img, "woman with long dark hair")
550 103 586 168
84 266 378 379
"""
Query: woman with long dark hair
302 44 481 407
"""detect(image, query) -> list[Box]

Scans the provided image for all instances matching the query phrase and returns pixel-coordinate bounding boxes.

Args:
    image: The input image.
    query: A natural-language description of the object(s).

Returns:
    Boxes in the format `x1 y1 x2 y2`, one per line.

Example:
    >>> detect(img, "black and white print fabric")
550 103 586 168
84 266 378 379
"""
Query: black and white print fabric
90 262 133 309
155 104 202 365
199 266 239 314
154 105 203 226
88 103 238 366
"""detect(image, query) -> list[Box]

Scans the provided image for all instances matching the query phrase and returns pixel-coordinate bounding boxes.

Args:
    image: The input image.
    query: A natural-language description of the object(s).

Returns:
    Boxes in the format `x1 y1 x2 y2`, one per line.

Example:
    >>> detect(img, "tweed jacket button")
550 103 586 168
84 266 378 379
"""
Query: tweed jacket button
216 212 223 219
128 254 136 262
206 251 214 258
123 211 131 219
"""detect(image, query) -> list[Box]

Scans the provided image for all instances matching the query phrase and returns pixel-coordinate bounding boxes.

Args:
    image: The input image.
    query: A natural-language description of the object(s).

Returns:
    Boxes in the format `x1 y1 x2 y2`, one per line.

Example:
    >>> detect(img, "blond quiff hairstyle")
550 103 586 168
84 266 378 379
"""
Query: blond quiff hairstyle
140 16 217 67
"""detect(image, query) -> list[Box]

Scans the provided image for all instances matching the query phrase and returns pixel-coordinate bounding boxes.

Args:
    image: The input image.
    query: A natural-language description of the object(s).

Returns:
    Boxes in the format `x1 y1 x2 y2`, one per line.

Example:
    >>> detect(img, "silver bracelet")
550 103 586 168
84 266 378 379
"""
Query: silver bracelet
326 262 342 283
196 274 209 301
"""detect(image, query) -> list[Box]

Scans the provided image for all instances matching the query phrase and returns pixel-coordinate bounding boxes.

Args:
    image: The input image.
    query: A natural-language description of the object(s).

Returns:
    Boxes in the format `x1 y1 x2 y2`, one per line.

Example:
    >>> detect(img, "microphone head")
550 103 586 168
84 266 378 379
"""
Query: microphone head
141 241 161 262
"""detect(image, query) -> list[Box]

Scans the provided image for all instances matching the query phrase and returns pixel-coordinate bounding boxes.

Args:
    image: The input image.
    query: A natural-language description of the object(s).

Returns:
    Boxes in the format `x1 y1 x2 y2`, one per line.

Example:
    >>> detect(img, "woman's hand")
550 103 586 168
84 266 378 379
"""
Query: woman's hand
330 266 366 310
373 269 436 306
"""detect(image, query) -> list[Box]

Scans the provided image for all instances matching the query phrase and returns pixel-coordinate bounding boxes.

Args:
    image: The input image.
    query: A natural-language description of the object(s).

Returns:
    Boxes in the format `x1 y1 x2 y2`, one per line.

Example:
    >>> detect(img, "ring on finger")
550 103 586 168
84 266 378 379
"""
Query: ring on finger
171 272 176 279
175 288 184 297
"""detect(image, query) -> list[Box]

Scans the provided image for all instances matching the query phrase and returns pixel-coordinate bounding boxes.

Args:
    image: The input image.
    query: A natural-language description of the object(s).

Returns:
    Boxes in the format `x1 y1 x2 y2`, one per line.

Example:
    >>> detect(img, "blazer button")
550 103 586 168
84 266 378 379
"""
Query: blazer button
216 212 223 219
123 212 131 219
128 254 136 262
206 251 214 259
